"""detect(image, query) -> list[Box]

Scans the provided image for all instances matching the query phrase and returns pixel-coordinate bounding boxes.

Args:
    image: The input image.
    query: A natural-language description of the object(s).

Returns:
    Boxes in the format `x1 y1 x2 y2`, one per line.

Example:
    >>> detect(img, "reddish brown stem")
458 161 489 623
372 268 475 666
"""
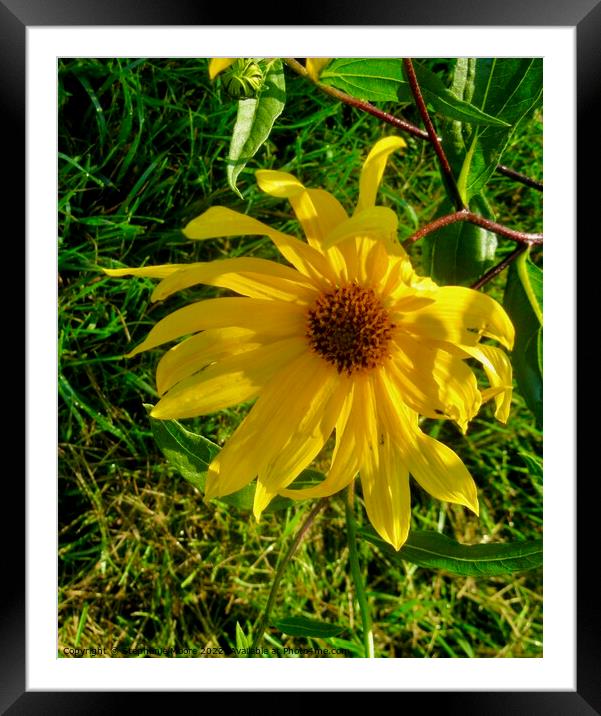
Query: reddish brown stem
403 210 543 248
470 244 528 290
497 164 543 192
402 58 466 211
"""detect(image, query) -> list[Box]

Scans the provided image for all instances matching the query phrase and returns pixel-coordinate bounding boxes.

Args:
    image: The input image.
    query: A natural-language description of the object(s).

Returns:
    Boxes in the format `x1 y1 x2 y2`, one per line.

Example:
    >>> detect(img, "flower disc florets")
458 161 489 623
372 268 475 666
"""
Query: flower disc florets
306 282 395 375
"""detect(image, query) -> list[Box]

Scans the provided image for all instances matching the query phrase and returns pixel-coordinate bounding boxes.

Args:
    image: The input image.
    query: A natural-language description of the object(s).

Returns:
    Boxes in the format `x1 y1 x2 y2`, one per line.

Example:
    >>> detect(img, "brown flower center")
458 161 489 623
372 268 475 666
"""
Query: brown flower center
306 282 395 375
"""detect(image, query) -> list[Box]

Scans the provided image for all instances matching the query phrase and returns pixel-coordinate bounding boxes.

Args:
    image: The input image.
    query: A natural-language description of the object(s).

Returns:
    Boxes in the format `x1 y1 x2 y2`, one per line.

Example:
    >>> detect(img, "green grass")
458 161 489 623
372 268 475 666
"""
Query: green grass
58 58 543 659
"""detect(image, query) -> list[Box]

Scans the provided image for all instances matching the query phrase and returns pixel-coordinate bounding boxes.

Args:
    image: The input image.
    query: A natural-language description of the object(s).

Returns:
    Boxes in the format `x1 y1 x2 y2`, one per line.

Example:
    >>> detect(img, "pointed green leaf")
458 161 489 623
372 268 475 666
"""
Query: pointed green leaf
273 616 344 638
226 59 286 196
503 250 543 427
147 408 219 492
359 528 542 576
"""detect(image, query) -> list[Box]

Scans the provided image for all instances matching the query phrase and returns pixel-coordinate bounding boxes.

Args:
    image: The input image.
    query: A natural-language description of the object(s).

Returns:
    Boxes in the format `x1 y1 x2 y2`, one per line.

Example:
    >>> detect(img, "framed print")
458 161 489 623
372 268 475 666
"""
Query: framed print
12 0 592 710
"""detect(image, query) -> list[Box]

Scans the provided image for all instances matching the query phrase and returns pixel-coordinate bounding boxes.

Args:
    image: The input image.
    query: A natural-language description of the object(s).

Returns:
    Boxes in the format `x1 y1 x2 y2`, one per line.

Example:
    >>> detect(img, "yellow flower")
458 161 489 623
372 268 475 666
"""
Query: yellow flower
105 137 514 550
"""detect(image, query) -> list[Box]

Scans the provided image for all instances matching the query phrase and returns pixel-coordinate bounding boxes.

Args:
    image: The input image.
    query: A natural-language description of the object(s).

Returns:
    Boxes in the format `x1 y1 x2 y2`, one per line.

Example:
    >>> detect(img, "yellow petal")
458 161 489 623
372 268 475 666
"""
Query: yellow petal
355 136 407 213
155 326 262 395
323 207 399 252
390 294 437 312
280 383 360 500
255 170 327 251
306 188 348 233
102 264 186 279
254 172 349 279
305 58 331 81
407 430 479 515
255 172 349 278
151 336 307 420
150 257 317 304
127 296 306 357
397 286 515 351
183 206 336 285
375 372 479 515
209 58 236 80
252 480 274 519
252 365 344 518
389 336 481 432
205 351 330 500
359 434 412 551
457 343 513 423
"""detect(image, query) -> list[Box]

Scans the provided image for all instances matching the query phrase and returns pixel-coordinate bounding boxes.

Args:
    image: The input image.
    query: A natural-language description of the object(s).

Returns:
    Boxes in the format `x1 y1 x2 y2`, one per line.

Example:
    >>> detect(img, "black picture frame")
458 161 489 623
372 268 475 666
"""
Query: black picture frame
14 0 591 711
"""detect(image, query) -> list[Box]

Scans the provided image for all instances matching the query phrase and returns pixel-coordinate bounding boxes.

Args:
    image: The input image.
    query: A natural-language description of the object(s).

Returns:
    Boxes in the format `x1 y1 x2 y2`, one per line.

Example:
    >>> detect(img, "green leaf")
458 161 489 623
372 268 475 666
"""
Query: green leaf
421 194 497 285
458 58 542 200
503 250 543 427
320 58 411 102
148 409 219 493
226 59 286 196
412 62 510 128
360 528 542 577
235 622 251 650
273 616 344 638
147 409 325 512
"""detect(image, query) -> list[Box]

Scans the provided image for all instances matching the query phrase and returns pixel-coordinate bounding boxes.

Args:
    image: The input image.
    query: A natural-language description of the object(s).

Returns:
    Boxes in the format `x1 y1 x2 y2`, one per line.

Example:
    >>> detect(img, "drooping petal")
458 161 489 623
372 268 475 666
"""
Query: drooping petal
406 430 479 515
155 326 262 395
151 336 308 420
359 434 412 551
455 343 513 423
252 370 345 517
127 297 306 357
388 336 481 433
183 206 337 285
355 136 407 213
396 285 515 351
150 257 317 304
205 351 335 500
375 372 479 515
279 382 361 500
209 58 236 80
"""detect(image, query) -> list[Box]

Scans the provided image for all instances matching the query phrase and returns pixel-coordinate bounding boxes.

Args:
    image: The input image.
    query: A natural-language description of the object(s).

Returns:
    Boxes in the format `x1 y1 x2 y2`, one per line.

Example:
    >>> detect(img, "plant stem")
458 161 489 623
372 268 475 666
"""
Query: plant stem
402 209 543 248
345 484 375 658
470 244 528 290
403 58 467 211
249 498 329 654
497 164 543 192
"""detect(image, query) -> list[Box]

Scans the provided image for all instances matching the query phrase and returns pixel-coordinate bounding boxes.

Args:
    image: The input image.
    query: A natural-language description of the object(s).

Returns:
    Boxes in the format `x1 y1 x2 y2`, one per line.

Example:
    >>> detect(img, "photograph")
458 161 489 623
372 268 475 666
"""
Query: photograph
58 55 544 660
